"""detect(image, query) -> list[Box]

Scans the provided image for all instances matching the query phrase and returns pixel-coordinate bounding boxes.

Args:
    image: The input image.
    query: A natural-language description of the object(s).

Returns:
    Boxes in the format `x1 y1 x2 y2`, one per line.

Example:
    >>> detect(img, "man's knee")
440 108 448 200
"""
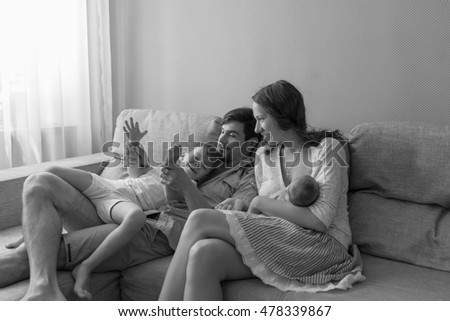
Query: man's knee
23 172 57 203
44 165 65 176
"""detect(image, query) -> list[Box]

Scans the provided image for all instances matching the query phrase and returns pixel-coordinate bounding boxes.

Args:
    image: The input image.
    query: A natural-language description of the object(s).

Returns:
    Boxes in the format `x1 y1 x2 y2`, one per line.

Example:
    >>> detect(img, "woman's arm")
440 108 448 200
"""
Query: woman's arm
249 196 327 232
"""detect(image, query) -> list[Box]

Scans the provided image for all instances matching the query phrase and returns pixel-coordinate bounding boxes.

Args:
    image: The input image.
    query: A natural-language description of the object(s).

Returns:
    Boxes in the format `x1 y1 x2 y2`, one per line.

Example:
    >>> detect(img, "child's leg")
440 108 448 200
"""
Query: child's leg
72 202 146 299
45 165 93 192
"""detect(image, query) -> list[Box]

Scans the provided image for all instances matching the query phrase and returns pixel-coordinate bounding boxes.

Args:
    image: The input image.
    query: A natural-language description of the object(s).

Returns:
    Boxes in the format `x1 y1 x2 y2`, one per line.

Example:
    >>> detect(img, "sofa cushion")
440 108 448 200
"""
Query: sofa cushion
118 253 450 300
101 109 222 180
348 122 450 271
349 122 450 208
349 192 450 271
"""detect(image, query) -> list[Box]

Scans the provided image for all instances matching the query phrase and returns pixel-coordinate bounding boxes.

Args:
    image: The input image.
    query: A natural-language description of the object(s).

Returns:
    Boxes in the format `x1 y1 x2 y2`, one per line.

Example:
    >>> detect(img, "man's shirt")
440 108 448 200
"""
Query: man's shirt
145 160 257 249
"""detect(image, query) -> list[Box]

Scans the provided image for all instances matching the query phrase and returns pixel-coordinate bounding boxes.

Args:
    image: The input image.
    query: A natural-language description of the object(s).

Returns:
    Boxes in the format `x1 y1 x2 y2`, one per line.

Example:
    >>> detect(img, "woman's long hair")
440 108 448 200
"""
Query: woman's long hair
252 80 346 147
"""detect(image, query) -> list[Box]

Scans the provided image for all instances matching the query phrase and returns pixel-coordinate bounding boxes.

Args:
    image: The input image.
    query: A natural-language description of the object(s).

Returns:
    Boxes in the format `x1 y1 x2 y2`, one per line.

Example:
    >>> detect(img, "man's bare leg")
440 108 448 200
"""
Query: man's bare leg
0 238 67 288
19 171 101 300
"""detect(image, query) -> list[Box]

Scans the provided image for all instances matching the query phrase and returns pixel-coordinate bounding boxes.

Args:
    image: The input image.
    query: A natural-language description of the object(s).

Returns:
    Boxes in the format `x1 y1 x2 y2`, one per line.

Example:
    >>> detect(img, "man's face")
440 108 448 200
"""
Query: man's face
217 121 247 167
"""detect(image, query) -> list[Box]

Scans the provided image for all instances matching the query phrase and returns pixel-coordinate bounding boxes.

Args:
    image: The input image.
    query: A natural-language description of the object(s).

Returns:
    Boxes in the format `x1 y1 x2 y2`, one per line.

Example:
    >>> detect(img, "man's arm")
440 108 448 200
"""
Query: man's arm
160 166 212 211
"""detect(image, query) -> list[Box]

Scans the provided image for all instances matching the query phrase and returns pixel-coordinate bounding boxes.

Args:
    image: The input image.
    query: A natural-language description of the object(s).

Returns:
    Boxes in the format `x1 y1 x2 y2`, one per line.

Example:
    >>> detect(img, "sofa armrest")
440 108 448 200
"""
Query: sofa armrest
0 153 109 231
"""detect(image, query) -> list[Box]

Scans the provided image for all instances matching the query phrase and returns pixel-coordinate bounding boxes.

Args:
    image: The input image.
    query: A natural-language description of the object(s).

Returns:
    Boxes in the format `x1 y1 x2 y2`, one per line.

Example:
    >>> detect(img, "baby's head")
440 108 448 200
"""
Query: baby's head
288 175 320 207
180 144 222 181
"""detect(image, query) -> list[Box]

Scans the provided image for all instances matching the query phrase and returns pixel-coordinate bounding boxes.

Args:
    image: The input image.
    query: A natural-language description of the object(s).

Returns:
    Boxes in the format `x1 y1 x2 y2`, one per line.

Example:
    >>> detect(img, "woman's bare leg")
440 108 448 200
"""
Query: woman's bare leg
159 209 252 300
184 238 253 300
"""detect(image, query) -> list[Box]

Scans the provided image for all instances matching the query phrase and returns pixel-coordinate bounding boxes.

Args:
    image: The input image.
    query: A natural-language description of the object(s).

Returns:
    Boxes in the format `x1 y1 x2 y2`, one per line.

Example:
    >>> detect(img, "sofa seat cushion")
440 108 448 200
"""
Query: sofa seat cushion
118 253 450 301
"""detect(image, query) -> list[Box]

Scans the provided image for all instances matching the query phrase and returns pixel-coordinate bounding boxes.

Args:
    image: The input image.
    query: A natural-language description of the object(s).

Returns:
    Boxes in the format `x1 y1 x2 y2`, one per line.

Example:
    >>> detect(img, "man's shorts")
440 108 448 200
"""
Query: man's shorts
82 173 140 224
62 223 174 271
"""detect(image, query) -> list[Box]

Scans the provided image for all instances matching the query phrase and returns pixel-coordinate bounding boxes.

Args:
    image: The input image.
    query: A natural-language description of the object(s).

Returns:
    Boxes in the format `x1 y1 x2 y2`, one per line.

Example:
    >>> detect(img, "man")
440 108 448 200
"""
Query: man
0 107 260 300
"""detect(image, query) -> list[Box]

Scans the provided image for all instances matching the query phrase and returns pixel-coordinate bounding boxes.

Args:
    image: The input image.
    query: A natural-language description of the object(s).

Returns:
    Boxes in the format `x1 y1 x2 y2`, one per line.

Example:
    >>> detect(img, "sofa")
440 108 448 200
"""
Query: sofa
1 108 449 300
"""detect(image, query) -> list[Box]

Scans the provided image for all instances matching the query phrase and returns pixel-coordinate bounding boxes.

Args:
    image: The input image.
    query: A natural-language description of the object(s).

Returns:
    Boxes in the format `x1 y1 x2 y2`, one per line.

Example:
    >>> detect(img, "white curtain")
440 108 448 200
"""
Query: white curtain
0 0 112 170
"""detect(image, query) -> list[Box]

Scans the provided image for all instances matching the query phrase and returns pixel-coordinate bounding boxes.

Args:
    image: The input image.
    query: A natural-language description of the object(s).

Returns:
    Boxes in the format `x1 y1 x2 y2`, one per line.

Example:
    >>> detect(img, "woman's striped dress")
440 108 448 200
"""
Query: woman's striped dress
222 139 365 292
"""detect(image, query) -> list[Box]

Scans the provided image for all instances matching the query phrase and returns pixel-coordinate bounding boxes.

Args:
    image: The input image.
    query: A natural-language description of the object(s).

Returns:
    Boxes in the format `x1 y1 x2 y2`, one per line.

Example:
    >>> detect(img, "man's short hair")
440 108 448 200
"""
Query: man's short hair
222 107 261 141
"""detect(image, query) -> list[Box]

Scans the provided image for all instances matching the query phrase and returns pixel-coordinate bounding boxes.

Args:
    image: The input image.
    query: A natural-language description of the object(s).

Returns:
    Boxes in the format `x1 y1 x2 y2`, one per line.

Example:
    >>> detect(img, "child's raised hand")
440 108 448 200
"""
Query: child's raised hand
123 117 148 143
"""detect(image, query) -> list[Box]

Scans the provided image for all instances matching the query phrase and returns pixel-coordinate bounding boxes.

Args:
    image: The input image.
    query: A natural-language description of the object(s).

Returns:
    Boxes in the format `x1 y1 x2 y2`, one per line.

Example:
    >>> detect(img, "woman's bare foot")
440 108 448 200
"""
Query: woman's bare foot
72 263 93 300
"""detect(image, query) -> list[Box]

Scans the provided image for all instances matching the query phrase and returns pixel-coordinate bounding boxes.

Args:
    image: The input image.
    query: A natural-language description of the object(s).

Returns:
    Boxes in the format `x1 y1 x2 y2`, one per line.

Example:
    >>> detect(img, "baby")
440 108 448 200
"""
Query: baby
288 175 320 207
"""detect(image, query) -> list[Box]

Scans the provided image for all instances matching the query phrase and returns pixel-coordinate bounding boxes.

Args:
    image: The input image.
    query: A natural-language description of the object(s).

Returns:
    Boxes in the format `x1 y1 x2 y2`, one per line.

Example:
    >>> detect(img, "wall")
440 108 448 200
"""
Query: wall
110 0 450 134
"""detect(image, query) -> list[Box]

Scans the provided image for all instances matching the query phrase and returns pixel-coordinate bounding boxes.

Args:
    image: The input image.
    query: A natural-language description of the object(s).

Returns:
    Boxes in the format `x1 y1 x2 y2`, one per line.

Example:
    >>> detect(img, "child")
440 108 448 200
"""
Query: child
6 118 221 299
288 175 320 206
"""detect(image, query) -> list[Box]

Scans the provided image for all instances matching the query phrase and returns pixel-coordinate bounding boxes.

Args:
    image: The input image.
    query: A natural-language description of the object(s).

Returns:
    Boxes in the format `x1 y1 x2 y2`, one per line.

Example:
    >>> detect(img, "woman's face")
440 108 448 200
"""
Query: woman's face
252 102 284 145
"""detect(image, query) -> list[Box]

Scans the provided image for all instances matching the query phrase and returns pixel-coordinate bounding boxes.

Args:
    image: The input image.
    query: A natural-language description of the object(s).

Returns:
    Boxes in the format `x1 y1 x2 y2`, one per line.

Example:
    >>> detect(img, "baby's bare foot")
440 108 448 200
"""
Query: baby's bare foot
72 263 93 300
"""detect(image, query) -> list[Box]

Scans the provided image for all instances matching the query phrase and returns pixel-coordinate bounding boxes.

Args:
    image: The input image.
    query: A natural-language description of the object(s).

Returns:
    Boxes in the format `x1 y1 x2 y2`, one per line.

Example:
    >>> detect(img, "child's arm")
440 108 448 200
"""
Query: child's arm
162 145 185 202
125 143 152 178
122 118 151 178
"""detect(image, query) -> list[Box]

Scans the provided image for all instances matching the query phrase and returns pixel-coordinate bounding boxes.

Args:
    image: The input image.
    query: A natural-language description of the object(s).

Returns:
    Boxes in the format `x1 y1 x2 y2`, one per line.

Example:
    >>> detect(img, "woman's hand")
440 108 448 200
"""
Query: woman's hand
247 196 265 214
215 198 247 211
123 117 148 143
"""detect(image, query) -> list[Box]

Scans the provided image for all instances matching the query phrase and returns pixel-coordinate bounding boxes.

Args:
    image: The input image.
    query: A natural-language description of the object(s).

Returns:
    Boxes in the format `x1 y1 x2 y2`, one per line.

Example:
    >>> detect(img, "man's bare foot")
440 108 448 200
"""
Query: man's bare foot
21 280 66 301
5 236 24 249
72 263 93 300
21 291 66 301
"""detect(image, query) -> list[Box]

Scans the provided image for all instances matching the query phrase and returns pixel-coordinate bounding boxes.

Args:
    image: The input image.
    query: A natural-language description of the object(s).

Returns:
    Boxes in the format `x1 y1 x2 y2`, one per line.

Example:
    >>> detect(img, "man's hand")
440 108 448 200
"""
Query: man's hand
215 198 248 211
123 117 148 143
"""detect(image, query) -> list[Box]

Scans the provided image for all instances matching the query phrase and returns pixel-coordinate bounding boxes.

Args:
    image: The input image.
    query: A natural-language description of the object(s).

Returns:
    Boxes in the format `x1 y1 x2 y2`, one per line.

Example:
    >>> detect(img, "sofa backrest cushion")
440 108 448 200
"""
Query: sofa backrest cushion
348 121 450 271
100 109 222 179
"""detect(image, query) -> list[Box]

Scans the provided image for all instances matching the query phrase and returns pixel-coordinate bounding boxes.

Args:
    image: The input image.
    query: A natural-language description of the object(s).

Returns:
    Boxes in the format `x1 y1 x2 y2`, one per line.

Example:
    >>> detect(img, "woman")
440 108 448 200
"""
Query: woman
159 80 365 300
